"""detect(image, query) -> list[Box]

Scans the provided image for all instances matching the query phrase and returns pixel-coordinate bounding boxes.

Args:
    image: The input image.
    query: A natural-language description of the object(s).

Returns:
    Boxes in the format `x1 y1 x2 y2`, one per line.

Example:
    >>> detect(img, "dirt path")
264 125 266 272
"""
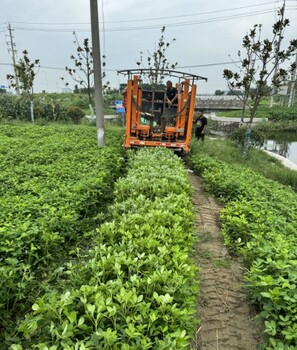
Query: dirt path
188 172 263 350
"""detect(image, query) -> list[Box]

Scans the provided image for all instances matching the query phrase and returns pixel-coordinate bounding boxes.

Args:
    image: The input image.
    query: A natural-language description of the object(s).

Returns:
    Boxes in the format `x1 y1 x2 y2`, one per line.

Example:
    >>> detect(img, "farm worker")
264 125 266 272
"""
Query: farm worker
166 80 178 107
194 110 207 141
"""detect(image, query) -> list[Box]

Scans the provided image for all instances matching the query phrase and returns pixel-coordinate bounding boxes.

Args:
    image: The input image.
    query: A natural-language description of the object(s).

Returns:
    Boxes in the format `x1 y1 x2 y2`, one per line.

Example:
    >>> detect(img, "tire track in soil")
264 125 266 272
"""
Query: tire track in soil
188 173 263 350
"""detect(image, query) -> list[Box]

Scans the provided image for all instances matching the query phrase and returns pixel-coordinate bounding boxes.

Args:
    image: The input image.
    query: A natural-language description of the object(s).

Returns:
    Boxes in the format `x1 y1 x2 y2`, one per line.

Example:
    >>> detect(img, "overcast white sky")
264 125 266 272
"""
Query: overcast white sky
0 0 296 94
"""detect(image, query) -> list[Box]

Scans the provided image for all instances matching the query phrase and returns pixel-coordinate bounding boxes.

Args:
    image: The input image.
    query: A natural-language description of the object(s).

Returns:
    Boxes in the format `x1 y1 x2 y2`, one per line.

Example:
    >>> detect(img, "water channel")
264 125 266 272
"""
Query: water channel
263 134 297 167
209 126 297 168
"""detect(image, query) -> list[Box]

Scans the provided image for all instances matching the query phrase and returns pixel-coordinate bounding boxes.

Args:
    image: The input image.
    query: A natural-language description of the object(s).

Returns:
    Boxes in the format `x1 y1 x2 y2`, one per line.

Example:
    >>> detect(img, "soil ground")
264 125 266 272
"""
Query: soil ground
188 172 263 350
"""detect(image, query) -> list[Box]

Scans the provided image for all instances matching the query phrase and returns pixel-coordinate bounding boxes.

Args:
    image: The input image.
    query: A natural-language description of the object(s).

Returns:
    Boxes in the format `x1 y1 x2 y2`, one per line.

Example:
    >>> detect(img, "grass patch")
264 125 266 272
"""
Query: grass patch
190 138 297 191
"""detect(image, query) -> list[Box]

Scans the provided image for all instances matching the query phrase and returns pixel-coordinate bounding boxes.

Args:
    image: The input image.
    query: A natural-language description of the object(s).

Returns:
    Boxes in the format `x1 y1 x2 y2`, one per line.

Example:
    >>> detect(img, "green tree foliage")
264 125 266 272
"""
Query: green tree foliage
229 126 265 148
7 50 40 97
223 2 297 125
61 32 109 106
65 105 85 124
61 32 94 105
7 50 40 122
136 26 178 90
223 1 297 157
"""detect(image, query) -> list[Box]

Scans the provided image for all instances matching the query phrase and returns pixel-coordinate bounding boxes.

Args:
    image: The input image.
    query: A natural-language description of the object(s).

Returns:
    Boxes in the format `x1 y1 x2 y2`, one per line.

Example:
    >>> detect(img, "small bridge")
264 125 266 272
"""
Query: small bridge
196 96 243 112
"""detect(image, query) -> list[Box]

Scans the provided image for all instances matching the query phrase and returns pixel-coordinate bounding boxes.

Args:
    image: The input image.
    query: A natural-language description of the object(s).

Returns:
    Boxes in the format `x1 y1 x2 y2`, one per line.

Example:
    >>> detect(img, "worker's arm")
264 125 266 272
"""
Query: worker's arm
171 94 178 103
167 91 178 105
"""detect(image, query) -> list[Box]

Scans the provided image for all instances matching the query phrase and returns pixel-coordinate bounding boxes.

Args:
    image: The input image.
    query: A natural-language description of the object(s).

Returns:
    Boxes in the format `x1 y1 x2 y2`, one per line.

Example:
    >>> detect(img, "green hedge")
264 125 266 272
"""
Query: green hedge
0 95 85 123
190 153 297 350
10 148 198 349
0 124 125 344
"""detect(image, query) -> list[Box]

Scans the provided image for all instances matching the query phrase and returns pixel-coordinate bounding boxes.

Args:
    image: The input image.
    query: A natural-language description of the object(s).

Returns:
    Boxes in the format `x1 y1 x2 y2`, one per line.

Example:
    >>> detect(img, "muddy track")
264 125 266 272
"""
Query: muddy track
188 173 263 350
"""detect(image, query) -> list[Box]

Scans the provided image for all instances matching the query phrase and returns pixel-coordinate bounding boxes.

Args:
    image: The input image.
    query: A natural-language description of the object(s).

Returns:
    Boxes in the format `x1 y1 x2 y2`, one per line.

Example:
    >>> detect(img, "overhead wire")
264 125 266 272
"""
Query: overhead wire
11 10 275 32
0 60 243 71
11 6 296 33
1 1 296 88
6 1 296 25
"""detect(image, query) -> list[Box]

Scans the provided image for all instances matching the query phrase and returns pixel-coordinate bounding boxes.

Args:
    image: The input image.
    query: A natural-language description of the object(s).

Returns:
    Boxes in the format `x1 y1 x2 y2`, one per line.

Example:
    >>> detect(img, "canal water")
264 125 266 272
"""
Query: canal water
263 137 297 167
209 126 297 168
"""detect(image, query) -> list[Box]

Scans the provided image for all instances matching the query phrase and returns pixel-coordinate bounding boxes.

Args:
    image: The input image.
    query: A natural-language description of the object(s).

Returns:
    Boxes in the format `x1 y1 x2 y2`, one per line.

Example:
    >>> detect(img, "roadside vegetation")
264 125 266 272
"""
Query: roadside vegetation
217 99 297 121
190 138 297 191
0 91 119 124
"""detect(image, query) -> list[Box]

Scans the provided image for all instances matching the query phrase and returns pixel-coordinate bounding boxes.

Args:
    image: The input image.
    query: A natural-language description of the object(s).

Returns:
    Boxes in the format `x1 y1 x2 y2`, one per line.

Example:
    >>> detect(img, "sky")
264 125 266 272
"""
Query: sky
0 0 296 95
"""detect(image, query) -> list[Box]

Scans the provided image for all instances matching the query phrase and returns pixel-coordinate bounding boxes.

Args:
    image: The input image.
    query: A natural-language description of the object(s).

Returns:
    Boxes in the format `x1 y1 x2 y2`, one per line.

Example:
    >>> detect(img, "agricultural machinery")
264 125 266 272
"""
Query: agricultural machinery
118 69 207 154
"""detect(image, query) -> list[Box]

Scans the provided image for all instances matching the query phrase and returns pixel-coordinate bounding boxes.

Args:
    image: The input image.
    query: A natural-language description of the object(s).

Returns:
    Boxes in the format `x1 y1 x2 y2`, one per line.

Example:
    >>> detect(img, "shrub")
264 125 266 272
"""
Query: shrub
268 107 297 121
229 125 265 148
65 106 85 124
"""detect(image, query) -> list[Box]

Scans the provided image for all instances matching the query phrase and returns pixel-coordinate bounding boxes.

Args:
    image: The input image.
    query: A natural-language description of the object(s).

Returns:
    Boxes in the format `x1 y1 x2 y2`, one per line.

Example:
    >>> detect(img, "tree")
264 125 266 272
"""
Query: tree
136 26 178 90
61 32 94 105
223 1 297 156
7 50 40 122
61 32 109 109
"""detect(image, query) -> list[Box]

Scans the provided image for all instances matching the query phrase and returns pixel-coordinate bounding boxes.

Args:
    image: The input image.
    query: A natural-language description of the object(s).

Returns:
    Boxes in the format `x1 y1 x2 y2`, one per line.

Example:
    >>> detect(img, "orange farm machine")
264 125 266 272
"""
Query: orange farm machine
118 69 207 155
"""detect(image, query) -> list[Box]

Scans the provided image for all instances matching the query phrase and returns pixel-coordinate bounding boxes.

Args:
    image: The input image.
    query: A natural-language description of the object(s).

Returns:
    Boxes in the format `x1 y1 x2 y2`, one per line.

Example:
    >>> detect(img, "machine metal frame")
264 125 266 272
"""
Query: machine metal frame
118 69 207 154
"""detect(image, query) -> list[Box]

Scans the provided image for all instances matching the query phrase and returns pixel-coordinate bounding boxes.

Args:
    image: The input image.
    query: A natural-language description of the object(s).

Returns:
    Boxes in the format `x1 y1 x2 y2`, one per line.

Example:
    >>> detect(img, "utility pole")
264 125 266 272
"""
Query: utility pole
288 53 297 107
7 23 20 95
90 0 105 146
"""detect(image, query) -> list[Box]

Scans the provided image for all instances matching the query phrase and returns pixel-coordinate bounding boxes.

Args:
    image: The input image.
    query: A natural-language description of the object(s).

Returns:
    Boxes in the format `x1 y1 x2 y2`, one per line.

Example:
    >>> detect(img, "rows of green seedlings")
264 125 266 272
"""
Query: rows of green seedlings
190 154 297 350
0 124 125 344
10 148 198 350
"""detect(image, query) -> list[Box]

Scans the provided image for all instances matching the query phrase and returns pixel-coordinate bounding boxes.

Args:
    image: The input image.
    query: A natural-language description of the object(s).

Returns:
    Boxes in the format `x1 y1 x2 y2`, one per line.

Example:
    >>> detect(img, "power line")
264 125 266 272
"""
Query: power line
8 4 296 33
0 60 243 72
177 61 242 69
7 1 294 25
13 8 296 33
0 62 65 70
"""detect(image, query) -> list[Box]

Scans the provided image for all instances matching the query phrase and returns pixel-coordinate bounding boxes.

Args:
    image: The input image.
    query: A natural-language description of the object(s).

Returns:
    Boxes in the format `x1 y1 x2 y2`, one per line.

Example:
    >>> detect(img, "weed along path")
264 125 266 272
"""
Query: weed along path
188 173 263 350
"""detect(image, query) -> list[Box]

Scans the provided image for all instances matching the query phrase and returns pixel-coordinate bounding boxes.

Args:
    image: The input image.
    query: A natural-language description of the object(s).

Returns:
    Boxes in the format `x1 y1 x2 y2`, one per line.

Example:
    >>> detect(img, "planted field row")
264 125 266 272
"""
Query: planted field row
11 148 198 349
0 125 125 344
190 154 297 350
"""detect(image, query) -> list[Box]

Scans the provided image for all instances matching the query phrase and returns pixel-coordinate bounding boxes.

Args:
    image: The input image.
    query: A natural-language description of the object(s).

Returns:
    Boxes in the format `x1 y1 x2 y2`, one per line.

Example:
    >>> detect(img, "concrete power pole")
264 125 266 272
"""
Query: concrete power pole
7 23 20 95
288 53 297 107
90 0 105 146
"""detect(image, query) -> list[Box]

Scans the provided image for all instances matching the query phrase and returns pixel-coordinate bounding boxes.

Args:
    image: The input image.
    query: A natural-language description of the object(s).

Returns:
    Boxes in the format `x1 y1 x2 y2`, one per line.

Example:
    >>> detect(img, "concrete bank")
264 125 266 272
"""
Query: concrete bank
264 150 297 172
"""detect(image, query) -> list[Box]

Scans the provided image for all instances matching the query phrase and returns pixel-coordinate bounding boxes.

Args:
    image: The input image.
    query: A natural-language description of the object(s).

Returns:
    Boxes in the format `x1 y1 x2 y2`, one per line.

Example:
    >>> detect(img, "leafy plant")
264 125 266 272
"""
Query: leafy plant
10 148 198 349
136 26 178 89
229 125 265 148
65 106 85 124
7 50 40 122
190 150 297 348
0 124 125 345
223 1 297 156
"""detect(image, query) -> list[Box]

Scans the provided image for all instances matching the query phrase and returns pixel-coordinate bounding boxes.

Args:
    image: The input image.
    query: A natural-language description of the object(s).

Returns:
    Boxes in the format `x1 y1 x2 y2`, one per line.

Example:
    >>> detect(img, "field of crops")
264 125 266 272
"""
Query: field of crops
190 154 297 350
2 123 297 350
0 125 198 349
